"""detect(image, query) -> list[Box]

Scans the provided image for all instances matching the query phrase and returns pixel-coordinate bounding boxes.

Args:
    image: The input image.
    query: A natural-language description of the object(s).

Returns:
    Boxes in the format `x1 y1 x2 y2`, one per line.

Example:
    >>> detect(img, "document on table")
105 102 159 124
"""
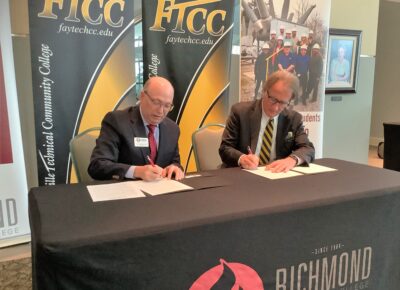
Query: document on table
87 182 145 202
134 179 193 196
88 179 194 201
244 167 303 179
292 163 337 174
244 163 337 180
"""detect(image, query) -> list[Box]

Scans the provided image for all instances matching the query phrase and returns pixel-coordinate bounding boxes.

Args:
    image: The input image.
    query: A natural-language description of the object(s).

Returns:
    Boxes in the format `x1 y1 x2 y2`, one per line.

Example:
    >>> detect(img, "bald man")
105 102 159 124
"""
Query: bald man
88 77 184 181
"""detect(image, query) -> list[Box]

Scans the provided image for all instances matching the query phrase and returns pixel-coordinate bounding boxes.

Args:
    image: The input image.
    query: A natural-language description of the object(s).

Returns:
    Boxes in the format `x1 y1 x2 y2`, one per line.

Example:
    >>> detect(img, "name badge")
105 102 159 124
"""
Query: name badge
134 137 149 147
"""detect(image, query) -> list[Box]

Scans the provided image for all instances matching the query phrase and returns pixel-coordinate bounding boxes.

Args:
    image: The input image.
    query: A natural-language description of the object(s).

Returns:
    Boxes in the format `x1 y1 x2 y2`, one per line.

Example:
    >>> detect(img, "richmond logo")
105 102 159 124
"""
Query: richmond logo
190 259 264 290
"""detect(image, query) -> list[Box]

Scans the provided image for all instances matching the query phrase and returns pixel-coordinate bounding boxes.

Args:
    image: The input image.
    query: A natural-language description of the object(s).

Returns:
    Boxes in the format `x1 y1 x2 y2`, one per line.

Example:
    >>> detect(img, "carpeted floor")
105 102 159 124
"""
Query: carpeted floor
0 257 32 290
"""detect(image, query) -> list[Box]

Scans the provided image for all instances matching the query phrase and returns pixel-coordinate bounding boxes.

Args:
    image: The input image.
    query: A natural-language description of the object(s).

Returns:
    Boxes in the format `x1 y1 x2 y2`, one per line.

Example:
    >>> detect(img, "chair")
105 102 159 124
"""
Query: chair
192 124 225 171
69 127 101 182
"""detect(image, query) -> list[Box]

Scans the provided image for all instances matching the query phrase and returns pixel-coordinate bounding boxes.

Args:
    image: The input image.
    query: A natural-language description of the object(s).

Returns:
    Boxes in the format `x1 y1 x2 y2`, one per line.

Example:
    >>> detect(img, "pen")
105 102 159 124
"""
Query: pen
247 146 253 155
146 155 155 167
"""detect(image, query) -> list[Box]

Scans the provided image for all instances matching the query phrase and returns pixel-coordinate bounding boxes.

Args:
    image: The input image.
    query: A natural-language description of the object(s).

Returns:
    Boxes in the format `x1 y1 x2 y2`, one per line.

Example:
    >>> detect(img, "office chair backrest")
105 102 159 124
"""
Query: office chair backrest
192 124 225 171
69 127 101 183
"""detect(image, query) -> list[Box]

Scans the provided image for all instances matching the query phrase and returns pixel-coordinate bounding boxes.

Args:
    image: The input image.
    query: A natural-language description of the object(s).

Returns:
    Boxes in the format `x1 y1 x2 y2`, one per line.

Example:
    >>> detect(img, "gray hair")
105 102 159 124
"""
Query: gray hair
262 70 300 100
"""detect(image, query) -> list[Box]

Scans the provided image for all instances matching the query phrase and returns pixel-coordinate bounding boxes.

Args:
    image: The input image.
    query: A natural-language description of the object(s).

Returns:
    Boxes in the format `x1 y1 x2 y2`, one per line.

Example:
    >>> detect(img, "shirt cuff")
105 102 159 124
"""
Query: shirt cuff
238 154 245 167
125 166 136 179
290 154 303 165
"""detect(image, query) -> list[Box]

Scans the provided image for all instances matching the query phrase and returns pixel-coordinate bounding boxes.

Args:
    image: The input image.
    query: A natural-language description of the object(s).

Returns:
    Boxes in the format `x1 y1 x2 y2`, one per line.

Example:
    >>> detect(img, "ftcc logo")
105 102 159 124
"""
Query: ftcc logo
190 259 264 290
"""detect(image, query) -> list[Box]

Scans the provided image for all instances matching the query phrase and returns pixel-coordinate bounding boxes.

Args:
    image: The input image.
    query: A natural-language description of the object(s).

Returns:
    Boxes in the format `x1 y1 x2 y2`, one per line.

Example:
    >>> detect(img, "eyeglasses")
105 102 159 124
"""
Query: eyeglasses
144 90 174 112
266 91 291 107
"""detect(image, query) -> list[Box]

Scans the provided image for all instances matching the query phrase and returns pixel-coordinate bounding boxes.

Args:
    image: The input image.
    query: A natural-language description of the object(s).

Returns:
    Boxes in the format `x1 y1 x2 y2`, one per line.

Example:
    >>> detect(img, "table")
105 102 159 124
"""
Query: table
29 159 400 289
384 122 400 171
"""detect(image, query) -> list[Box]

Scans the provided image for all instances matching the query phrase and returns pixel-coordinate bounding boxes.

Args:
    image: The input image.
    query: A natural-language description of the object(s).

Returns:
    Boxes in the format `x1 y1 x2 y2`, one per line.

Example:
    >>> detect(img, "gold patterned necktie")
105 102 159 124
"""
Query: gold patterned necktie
259 119 274 165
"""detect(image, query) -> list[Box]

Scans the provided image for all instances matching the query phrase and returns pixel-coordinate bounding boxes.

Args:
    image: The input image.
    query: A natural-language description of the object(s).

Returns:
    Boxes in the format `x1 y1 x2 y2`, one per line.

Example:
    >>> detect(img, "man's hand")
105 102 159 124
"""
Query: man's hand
162 164 184 180
266 156 297 173
134 165 163 181
239 154 259 170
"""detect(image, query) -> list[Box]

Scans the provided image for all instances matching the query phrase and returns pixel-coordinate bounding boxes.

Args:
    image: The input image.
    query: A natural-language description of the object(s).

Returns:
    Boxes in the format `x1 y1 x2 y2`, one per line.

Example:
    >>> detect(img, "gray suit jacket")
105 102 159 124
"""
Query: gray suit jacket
219 100 315 167
88 106 181 180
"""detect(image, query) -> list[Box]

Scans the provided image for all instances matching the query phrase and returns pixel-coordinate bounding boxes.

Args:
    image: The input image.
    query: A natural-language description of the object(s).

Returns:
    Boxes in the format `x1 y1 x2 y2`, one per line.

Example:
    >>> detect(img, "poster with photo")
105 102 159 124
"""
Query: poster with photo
240 0 331 158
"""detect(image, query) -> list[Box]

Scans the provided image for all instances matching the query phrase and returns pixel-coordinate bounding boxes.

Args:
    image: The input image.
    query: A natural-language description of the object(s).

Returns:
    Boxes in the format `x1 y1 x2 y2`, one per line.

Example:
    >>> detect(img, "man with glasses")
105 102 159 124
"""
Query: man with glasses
219 70 314 172
88 76 184 181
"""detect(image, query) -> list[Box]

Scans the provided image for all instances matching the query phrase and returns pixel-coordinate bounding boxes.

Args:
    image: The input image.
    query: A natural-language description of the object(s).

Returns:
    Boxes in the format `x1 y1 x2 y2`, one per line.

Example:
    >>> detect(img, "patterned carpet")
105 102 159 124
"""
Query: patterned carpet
0 257 32 290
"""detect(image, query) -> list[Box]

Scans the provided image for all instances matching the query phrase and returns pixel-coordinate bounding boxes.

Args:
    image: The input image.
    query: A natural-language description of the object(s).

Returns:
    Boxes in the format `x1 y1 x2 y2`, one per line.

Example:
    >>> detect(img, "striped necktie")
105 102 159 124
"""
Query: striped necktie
259 119 274 165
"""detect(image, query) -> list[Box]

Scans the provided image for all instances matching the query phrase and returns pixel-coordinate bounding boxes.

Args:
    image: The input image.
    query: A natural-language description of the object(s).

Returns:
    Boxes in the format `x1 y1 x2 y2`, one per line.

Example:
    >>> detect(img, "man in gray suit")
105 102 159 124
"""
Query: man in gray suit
88 76 184 181
219 70 314 173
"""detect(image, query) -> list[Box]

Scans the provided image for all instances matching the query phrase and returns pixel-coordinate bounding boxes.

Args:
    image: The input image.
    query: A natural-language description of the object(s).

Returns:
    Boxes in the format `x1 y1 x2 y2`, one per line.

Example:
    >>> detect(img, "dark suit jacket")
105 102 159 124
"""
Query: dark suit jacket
219 99 315 167
88 106 181 180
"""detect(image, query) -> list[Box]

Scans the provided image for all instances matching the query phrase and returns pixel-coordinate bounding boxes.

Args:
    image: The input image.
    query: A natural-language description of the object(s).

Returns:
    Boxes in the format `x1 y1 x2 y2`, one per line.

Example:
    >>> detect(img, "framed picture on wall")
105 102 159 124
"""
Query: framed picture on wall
325 28 362 94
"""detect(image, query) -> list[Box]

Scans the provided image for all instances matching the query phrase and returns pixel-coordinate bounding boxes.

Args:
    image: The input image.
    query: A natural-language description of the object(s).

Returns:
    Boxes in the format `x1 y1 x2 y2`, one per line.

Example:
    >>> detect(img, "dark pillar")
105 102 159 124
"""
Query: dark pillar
383 122 400 171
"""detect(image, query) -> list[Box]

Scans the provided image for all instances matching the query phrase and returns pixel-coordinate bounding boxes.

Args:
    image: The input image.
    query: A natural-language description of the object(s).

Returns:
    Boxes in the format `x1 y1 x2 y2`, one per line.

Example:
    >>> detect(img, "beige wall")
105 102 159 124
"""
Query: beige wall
330 0 379 56
370 0 400 142
323 0 379 163
9 0 29 35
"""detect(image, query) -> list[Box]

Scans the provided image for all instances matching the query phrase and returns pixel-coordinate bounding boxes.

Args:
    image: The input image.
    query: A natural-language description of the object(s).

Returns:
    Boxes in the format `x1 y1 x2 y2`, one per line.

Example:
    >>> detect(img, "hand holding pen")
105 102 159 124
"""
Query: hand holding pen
146 155 184 181
134 156 162 181
238 146 259 170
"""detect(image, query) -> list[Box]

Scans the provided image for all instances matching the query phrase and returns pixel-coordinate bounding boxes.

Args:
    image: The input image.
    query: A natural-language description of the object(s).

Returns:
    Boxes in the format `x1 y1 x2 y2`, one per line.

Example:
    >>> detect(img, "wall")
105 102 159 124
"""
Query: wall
324 0 379 164
370 0 400 144
323 57 375 163
329 0 379 56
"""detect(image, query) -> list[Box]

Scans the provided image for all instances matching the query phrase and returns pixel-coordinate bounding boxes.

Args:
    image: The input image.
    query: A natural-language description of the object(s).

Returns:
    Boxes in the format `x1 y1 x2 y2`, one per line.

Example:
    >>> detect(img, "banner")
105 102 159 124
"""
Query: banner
0 1 30 246
0 46 13 165
142 0 235 172
29 0 135 185
240 0 331 158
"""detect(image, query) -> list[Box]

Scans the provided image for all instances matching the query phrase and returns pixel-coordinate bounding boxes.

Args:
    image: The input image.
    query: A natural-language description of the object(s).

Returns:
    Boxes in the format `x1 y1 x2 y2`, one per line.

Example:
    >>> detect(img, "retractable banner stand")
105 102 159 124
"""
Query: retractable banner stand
0 1 30 246
28 0 135 185
240 0 331 158
142 0 235 172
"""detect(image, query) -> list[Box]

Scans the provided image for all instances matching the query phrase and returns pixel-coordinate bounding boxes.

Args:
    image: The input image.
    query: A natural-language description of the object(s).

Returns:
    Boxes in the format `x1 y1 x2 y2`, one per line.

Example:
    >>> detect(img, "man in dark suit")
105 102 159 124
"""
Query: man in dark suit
219 70 314 173
88 76 184 181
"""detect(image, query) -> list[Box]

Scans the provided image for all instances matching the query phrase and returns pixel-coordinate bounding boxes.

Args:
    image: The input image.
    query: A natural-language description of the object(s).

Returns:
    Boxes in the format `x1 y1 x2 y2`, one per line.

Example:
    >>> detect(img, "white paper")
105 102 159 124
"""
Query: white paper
134 179 193 196
244 167 303 179
292 163 337 174
87 182 146 202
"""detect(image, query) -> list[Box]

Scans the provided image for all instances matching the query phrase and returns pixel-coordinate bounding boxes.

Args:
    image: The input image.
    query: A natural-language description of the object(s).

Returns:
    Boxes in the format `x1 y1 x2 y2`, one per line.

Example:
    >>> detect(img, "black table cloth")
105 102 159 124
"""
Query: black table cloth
29 159 400 289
